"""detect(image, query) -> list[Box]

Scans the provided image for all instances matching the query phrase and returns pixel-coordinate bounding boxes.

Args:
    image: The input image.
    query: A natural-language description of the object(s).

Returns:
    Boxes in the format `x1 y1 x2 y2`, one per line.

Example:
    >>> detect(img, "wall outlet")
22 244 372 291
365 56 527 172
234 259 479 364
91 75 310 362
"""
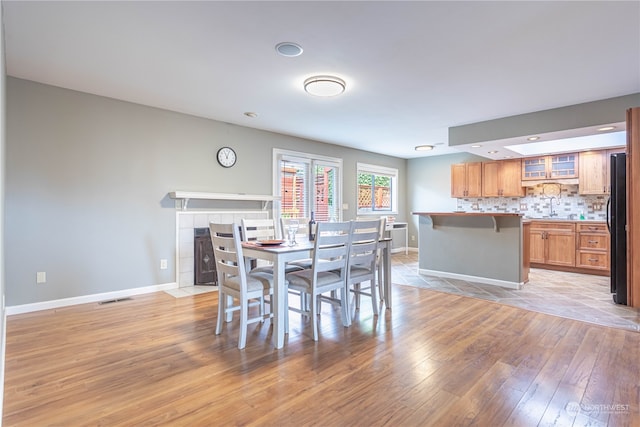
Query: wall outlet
471 203 479 210
411 235 415 241
160 259 168 270
520 203 528 210
36 272 46 284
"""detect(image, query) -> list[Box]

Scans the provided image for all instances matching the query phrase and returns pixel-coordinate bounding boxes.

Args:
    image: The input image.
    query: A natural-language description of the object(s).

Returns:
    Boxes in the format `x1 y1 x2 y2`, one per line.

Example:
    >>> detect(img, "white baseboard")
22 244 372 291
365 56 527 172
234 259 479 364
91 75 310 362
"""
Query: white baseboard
6 282 178 316
418 269 523 290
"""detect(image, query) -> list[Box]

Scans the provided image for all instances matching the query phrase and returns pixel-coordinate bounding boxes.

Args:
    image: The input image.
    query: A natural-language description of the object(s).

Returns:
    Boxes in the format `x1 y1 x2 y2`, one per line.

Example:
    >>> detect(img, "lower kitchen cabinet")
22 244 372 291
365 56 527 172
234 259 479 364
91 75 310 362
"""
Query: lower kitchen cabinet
528 220 609 275
575 222 609 271
530 221 576 267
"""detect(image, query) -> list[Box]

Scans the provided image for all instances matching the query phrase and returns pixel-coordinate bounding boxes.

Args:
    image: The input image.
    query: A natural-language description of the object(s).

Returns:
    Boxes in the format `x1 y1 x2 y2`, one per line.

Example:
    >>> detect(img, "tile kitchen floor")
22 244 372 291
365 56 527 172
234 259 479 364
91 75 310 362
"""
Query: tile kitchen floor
393 251 640 332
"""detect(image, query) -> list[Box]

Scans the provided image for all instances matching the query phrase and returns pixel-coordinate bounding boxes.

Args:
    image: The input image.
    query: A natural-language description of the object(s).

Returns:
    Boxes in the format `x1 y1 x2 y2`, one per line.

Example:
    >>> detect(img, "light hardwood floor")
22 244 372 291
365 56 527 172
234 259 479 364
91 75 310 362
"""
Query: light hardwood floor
3 269 639 426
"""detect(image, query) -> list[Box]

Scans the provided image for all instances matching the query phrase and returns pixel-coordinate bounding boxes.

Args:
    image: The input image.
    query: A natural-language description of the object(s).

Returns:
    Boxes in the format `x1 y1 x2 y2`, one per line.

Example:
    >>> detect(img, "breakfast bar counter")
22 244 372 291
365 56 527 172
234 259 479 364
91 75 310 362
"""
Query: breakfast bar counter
412 212 529 289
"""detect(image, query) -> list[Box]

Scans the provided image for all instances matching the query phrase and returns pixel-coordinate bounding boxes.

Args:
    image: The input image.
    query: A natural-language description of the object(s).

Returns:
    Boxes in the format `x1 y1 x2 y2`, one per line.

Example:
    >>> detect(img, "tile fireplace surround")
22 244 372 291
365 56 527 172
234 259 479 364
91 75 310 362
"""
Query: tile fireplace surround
176 210 269 287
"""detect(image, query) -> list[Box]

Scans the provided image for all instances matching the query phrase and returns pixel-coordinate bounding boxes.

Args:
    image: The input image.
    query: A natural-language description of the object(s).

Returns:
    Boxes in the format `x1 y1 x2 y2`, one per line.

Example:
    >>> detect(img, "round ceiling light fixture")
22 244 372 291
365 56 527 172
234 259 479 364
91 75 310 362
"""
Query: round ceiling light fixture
527 136 540 141
415 145 434 151
597 126 616 132
275 42 303 57
304 76 346 97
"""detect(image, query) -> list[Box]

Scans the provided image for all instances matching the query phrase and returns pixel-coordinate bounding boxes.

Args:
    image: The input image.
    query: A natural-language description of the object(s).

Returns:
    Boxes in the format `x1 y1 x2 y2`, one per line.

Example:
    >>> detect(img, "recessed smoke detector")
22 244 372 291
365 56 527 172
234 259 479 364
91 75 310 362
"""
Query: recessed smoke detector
275 42 303 57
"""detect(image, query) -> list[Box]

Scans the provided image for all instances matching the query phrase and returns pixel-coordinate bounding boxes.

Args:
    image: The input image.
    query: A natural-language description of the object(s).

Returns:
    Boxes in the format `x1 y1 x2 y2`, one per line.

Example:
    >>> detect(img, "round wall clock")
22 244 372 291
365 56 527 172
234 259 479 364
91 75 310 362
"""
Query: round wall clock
216 147 237 168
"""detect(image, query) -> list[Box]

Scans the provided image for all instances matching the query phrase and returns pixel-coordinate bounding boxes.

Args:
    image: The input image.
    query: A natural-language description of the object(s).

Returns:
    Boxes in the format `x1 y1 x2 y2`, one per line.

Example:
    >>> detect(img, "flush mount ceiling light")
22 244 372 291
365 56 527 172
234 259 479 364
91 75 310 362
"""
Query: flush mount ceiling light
597 126 616 132
275 42 303 57
304 76 346 97
488 150 499 154
527 136 540 141
471 144 482 148
415 145 434 151
243 112 257 118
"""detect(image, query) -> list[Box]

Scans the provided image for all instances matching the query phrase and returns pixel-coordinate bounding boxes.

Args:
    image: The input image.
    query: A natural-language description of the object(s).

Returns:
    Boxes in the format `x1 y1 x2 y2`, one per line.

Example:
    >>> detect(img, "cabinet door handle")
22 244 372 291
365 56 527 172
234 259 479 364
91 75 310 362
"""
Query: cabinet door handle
588 240 598 244
588 258 599 262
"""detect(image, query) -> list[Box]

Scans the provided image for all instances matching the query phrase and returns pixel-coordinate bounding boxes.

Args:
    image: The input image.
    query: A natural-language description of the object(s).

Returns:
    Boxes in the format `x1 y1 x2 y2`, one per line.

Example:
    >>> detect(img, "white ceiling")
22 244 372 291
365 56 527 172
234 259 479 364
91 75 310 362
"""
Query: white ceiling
3 1 639 159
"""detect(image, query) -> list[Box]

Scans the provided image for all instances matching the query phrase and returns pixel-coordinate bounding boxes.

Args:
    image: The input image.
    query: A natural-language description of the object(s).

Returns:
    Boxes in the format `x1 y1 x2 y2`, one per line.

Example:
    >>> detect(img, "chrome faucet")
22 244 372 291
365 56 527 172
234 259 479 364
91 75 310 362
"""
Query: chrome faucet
542 196 558 217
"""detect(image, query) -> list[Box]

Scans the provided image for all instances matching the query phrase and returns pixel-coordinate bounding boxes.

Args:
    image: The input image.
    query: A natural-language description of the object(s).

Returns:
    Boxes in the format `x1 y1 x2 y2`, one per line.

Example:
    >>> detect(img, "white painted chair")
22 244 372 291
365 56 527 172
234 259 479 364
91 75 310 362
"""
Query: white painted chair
348 219 382 316
242 217 306 312
285 221 353 341
210 222 274 349
280 217 313 270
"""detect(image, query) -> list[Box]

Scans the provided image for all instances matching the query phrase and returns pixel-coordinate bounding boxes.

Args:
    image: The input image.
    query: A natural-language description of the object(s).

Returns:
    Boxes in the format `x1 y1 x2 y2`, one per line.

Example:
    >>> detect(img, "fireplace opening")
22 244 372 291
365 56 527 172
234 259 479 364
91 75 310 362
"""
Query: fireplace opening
194 227 217 285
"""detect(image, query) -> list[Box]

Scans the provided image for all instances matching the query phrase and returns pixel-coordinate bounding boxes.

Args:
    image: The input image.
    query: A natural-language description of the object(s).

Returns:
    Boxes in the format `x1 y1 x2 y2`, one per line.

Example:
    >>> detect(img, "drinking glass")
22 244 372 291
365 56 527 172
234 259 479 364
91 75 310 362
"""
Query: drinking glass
287 220 299 246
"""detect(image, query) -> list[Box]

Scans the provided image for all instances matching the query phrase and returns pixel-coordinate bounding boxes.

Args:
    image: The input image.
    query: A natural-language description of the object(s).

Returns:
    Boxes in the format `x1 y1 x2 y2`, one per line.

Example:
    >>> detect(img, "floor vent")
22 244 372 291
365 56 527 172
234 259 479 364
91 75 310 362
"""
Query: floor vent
98 297 133 305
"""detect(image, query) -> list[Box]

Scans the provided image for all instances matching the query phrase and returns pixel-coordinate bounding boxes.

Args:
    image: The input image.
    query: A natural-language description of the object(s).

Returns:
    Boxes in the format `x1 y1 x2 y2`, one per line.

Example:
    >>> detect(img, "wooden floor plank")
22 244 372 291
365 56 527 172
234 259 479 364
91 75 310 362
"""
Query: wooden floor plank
3 281 639 426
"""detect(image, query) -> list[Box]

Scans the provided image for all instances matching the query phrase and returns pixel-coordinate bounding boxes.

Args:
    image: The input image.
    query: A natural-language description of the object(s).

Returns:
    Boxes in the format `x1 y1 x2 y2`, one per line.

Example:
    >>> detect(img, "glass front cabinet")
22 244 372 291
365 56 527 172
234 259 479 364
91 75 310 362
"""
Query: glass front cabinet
522 153 578 181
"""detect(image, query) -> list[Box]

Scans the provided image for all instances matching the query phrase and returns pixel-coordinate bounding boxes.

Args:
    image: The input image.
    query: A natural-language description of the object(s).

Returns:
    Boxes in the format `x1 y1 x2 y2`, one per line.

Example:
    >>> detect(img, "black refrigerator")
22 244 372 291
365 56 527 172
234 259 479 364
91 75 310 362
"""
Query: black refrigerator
607 152 627 305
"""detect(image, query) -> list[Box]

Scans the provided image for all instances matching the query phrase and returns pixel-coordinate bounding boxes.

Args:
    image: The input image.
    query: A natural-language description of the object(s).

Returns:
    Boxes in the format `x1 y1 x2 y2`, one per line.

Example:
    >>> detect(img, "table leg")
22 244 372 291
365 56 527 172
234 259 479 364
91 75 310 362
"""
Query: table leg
272 258 286 349
383 242 392 309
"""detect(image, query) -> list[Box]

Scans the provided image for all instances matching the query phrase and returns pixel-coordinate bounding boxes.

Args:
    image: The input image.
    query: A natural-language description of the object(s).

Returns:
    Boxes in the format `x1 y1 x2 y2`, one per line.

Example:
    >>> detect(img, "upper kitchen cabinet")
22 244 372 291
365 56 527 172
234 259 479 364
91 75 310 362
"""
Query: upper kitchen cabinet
579 147 626 194
451 162 482 198
522 153 579 181
482 159 525 197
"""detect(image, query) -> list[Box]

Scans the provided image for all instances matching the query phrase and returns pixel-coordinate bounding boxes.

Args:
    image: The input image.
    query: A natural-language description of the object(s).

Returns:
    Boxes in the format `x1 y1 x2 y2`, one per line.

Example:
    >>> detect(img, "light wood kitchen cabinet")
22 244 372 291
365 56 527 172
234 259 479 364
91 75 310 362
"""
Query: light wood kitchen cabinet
482 160 525 197
575 222 609 271
522 153 579 181
579 147 625 194
451 162 482 198
529 221 576 267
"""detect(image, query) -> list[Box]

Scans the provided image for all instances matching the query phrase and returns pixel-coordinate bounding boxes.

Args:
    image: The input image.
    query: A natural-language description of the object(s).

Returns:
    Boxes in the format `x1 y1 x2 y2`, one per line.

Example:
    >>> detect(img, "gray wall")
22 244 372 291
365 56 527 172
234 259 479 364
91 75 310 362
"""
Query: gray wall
5 77 406 306
449 93 640 146
406 152 486 247
1 5 7 414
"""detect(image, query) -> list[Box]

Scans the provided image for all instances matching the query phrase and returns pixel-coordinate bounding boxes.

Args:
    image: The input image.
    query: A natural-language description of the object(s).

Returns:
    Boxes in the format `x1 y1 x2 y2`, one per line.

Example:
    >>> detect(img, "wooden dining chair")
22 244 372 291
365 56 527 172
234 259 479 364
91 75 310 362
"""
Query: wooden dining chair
348 219 382 316
285 221 353 341
210 222 274 349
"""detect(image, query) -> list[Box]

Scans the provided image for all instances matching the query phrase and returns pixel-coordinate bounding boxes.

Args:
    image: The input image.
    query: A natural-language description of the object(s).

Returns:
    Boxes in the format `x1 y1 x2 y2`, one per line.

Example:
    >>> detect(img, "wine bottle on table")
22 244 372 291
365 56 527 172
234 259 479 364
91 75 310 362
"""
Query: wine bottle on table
308 211 316 241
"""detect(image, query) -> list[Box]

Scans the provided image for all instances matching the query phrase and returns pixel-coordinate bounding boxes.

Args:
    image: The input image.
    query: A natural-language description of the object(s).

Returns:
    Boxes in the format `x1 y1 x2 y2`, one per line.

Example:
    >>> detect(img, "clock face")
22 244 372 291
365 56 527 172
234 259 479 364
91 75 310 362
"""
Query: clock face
216 147 237 168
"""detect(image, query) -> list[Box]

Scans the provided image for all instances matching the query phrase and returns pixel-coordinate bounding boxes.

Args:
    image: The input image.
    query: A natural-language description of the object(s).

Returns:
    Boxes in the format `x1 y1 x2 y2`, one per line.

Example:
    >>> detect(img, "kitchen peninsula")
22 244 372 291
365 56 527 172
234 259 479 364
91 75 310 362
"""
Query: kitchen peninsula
413 212 529 289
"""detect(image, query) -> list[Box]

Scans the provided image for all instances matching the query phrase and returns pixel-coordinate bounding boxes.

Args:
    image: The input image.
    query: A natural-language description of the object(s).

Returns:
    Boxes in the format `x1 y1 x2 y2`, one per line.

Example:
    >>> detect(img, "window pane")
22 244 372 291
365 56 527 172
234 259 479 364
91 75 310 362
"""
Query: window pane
356 163 398 214
280 159 309 218
374 175 392 211
314 164 339 222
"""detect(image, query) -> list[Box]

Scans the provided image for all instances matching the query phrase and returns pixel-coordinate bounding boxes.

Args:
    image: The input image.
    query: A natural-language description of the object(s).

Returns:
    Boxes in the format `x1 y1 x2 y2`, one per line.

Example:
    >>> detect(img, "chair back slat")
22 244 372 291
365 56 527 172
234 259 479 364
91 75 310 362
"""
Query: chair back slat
209 222 247 291
349 220 381 270
312 221 352 276
241 218 278 241
280 217 309 240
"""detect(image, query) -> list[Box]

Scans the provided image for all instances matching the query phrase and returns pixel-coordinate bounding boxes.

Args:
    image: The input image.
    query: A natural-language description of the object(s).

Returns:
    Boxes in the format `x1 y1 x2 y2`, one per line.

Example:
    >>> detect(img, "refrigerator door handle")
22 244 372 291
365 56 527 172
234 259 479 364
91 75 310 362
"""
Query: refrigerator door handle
606 196 611 233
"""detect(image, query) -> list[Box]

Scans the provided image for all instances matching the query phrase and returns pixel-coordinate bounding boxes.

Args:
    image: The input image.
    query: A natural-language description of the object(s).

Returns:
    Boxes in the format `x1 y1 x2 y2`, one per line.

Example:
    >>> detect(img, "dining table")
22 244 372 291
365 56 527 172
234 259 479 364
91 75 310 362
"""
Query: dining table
242 237 393 349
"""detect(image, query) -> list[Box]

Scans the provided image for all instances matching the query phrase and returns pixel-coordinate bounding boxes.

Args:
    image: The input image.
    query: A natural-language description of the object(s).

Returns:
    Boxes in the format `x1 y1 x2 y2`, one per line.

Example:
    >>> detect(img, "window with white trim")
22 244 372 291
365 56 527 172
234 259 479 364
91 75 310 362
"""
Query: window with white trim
357 163 398 215
273 149 342 223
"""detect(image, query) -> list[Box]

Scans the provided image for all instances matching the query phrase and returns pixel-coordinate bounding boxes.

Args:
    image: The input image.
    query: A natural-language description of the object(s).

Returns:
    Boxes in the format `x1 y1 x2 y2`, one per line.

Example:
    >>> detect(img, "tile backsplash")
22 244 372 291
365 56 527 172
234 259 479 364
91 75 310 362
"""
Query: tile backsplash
456 184 608 221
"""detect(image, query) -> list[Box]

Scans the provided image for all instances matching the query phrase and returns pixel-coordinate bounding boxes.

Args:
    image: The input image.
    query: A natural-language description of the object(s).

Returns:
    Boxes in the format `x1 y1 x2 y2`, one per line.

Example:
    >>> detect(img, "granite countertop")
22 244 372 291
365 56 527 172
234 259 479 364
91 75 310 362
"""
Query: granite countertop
524 218 606 223
412 212 523 217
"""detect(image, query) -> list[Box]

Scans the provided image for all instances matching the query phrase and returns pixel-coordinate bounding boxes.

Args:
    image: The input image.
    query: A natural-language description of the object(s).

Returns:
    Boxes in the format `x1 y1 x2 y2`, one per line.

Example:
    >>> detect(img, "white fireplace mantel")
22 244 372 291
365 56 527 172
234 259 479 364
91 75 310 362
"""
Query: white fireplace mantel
169 191 279 210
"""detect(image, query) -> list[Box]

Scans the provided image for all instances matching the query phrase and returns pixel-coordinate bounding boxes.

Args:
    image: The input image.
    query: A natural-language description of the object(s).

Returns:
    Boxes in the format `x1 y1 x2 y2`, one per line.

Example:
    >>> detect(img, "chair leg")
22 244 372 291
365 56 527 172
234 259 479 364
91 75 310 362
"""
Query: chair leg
370 279 379 316
354 283 361 309
377 262 384 302
311 292 319 341
258 296 265 322
215 290 225 335
341 287 351 327
239 299 248 349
